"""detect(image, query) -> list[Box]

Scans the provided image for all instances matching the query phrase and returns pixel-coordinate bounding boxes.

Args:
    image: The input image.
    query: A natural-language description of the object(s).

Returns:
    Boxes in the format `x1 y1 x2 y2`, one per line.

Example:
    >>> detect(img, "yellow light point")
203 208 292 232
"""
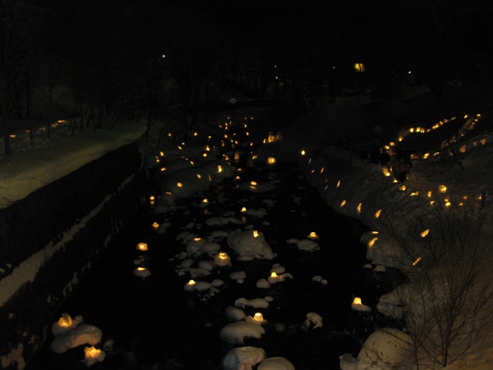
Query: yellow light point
324 185 328 190
438 185 447 193
352 297 362 305
187 279 196 285
137 242 148 251
160 151 164 156
189 160 194 165
246 132 249 136
430 200 435 206
311 169 315 174
409 128 414 133
336 180 341 188
382 168 391 177
459 202 464 206
202 153 208 157
155 158 160 163
301 149 306 156
251 181 257 186
398 136 403 142
308 232 318 239
205 145 210 151
389 142 395 147
399 184 407 191
427 191 432 197
193 132 198 136
410 192 418 196
177 145 182 150
320 167 325 174
217 165 223 173
202 198 208 204
270 272 277 278
371 230 379 234
152 222 159 230
356 203 362 213
177 182 183 187
412 257 422 266
340 200 347 207
150 195 155 201
375 209 382 218
194 237 202 241
58 314 73 327
240 207 247 213
308 158 312 164
393 178 398 183
167 132 172 137
445 201 451 207
253 230 259 238
165 191 172 195
197 174 202 179
368 237 378 248
420 229 429 238
423 153 430 159
267 156 276 165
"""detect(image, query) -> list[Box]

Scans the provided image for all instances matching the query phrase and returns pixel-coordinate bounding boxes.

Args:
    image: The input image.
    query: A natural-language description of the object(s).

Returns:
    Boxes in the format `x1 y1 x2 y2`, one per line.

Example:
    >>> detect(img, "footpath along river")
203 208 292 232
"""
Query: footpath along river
26 162 402 370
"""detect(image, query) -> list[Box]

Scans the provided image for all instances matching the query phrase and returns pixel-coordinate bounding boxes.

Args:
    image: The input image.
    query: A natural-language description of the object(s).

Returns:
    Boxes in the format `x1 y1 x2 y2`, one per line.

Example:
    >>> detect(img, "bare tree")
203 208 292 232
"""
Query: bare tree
375 208 493 369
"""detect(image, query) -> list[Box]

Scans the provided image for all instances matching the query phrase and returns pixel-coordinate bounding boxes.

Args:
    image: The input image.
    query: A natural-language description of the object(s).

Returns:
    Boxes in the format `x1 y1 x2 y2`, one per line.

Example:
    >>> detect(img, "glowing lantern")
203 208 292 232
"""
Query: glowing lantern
253 312 264 322
368 237 378 248
133 267 151 279
197 174 202 179
267 156 276 165
300 149 306 156
136 242 148 252
184 279 196 291
202 198 209 204
58 313 73 328
351 297 371 312
214 252 231 267
307 232 319 240
84 346 105 366
240 207 247 213
177 182 183 188
353 63 365 72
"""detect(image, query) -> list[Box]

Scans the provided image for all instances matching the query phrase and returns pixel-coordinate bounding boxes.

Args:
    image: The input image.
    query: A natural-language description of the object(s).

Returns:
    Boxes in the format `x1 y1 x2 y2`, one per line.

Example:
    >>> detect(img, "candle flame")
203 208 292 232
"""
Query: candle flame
353 297 362 305
253 230 259 238
137 243 148 251
420 229 429 238
368 237 378 248
412 257 422 266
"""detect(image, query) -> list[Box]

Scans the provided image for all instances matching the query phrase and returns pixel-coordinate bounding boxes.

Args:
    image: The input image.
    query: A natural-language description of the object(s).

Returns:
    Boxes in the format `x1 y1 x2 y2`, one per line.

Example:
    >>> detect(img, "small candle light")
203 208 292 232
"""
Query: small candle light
267 156 276 165
149 195 155 206
214 252 231 267
84 346 106 366
136 242 148 252
151 222 159 230
240 206 247 213
253 312 264 322
252 230 259 238
184 279 196 291
307 232 319 240
267 271 282 284
351 297 371 312
133 267 151 279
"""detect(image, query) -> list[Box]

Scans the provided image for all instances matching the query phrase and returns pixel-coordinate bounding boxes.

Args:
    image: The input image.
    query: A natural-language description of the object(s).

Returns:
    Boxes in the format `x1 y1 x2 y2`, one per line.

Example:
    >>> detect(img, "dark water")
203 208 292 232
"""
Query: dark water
26 163 398 370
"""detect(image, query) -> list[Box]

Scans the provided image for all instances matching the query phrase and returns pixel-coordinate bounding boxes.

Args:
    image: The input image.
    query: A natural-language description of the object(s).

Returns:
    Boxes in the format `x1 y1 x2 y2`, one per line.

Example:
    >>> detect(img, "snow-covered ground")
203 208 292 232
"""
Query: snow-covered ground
2 89 493 369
